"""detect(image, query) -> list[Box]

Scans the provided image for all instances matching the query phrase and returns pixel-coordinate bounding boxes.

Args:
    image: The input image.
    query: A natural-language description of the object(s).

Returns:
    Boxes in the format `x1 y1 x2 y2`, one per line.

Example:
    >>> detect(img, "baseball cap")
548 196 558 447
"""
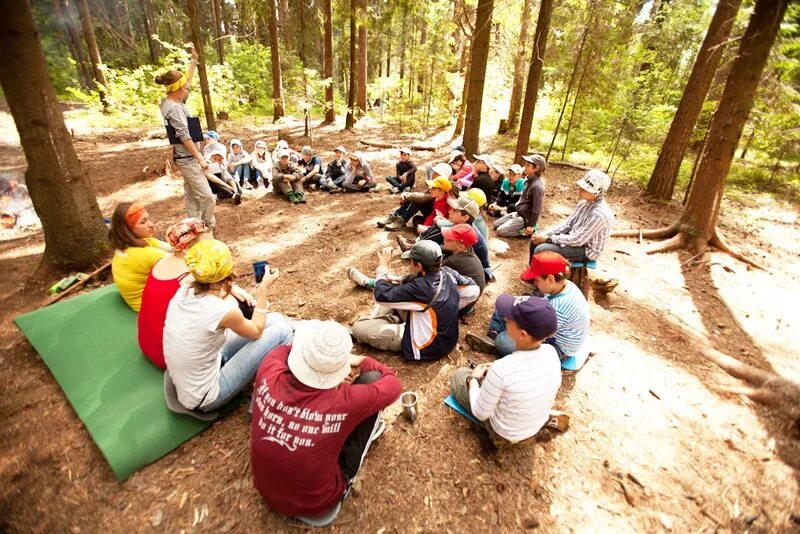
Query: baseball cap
447 151 464 163
430 162 453 179
508 163 524 175
522 153 547 172
277 139 289 149
203 130 220 141
441 223 478 247
301 145 313 155
425 175 452 192
447 196 479 218
278 148 290 158
230 138 242 148
400 239 443 267
577 169 611 195
399 147 412 155
287 320 353 390
495 294 558 340
335 145 347 154
473 154 494 167
462 188 487 207
255 140 267 149
520 251 568 282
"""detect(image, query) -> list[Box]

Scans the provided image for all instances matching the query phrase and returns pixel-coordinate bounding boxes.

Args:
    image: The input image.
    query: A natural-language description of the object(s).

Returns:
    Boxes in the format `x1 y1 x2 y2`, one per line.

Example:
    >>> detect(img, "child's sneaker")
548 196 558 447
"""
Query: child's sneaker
390 186 400 194
377 214 399 228
233 192 242 205
287 192 297 203
296 192 307 204
465 333 496 354
347 267 372 288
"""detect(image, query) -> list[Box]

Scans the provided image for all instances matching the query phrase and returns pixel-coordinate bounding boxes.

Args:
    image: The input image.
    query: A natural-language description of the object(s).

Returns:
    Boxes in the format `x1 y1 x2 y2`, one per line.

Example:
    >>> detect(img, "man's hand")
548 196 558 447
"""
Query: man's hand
258 267 280 293
377 246 393 268
531 233 548 244
471 363 491 380
524 226 536 237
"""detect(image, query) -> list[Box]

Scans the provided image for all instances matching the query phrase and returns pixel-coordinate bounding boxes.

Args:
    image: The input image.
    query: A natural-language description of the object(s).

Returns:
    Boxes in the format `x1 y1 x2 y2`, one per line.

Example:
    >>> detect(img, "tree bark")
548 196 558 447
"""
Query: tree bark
211 0 225 64
546 4 593 159
504 0 534 133
322 0 335 124
356 0 368 114
461 0 494 156
186 0 216 130
139 0 161 63
345 0 357 129
278 0 290 48
679 0 788 250
76 0 109 111
514 0 553 163
53 0 92 88
0 0 109 271
399 10 407 81
266 0 285 121
645 0 742 200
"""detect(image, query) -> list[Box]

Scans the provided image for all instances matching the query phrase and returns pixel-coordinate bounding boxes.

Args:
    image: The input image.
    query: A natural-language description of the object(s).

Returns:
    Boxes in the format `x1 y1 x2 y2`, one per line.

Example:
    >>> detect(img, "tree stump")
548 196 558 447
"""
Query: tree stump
569 265 591 298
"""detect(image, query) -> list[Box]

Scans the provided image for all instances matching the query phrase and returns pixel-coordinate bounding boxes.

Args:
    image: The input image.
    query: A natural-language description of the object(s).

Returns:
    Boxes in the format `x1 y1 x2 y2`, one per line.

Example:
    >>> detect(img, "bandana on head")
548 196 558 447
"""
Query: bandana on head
184 239 234 284
165 73 187 93
165 218 208 251
124 202 146 231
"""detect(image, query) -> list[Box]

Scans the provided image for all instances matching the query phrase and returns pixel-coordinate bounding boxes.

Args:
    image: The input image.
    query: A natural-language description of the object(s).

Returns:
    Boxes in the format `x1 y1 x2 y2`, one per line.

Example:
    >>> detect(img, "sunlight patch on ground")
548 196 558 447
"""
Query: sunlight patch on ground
97 174 184 213
87 138 166 154
0 241 43 262
709 255 800 382
548 333 799 531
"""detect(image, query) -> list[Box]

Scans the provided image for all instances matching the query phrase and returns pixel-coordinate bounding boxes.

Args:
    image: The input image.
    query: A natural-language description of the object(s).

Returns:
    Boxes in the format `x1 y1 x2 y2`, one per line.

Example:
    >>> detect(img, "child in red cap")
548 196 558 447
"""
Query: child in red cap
466 251 590 371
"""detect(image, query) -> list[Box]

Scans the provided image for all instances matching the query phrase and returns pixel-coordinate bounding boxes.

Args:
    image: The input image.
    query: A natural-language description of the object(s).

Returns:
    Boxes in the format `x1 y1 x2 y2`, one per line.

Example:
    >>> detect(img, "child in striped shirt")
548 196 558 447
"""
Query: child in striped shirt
466 251 590 370
450 295 561 446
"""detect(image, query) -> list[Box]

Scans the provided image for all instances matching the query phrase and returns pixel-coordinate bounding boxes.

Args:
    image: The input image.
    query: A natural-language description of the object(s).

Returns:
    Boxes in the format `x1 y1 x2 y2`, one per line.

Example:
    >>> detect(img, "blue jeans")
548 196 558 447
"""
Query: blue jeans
393 201 431 224
203 312 294 411
488 310 516 357
386 173 416 191
252 168 270 187
531 242 589 264
233 164 252 187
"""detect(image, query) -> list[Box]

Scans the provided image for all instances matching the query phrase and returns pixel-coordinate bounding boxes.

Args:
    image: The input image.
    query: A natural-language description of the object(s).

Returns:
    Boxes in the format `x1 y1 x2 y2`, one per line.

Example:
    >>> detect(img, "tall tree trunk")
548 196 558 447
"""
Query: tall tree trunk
278 0 290 47
356 0 368 114
739 125 755 159
139 0 161 63
53 0 92 88
461 0 493 156
0 0 108 271
345 0 357 129
514 0 553 163
322 0 335 124
386 39 391 76
211 0 225 64
399 10 407 81
454 64 470 137
504 0 534 132
546 5 594 159
561 50 592 160
645 0 742 201
186 0 216 130
76 0 109 111
678 0 788 253
266 0 285 121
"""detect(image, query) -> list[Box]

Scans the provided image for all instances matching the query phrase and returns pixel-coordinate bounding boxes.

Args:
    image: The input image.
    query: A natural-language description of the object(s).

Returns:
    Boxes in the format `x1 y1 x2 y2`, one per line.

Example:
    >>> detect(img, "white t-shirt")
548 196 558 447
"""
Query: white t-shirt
469 344 561 442
163 286 237 409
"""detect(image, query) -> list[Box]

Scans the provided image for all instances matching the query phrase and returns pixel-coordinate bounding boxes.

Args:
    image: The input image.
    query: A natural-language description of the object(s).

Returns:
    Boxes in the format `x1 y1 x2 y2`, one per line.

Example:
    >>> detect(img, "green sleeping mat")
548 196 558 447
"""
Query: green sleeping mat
14 284 214 481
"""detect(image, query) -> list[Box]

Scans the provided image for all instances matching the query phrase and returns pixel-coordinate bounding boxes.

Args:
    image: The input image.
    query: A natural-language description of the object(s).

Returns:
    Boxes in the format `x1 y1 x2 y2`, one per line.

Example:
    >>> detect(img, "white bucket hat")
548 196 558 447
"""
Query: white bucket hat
287 320 353 390
576 169 611 195
472 154 494 168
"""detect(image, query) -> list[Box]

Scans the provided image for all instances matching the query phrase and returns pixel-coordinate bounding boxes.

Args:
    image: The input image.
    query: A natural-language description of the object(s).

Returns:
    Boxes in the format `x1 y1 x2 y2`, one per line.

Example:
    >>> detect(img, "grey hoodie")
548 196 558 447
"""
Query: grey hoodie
343 154 373 186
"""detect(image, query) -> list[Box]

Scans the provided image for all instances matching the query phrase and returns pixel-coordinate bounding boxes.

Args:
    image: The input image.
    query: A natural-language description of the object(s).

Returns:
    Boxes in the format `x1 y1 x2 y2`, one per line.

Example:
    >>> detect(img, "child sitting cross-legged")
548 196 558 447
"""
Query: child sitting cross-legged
206 146 242 204
450 295 561 448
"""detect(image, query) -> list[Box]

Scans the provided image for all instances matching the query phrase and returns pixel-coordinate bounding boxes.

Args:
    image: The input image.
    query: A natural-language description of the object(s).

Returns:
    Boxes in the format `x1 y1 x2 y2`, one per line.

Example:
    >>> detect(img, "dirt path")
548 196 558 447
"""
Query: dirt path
1 114 799 532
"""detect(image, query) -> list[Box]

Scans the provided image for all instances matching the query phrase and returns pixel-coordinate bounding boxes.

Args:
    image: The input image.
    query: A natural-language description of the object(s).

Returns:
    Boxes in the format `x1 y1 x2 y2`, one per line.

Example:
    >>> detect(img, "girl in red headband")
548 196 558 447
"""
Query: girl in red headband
108 202 171 312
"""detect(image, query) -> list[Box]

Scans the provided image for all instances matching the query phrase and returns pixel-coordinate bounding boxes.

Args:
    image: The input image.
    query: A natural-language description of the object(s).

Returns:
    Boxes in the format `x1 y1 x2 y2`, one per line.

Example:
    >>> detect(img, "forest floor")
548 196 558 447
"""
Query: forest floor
1 111 799 533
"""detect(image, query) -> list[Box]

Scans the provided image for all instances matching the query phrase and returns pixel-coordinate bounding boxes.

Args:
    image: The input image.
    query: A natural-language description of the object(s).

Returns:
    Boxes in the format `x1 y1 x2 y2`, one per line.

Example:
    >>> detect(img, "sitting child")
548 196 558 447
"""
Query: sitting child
450 295 561 447
493 154 546 238
298 146 324 189
250 140 272 189
466 251 590 370
488 163 525 218
342 153 376 192
272 139 300 164
251 320 401 527
227 139 253 189
450 152 473 189
379 164 453 231
272 149 306 204
469 154 499 201
322 146 348 192
530 169 614 263
386 147 417 194
206 146 242 204
351 242 479 362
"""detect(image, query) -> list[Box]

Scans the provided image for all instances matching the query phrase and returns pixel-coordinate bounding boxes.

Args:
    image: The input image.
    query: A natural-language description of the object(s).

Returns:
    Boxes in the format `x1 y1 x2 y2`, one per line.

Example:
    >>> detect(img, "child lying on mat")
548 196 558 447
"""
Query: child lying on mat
109 202 171 312
449 295 561 448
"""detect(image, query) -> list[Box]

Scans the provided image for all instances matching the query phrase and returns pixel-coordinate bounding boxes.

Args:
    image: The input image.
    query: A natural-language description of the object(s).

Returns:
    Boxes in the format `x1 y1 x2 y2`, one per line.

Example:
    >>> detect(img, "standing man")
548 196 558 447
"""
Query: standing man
156 48 216 228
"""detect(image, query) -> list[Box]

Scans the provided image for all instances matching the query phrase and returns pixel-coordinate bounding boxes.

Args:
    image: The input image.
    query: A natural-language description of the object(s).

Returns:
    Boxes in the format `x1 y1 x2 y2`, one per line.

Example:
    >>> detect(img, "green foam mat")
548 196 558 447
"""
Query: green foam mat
14 284 214 481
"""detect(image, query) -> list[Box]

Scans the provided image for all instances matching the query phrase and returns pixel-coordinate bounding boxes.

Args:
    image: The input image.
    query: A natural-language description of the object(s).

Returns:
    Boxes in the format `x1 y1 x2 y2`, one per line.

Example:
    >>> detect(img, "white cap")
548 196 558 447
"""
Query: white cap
287 321 353 389
399 147 412 155
277 140 289 149
508 163 524 175
278 148 290 158
576 169 611 195
447 151 463 163
431 162 453 178
335 145 347 154
473 154 494 167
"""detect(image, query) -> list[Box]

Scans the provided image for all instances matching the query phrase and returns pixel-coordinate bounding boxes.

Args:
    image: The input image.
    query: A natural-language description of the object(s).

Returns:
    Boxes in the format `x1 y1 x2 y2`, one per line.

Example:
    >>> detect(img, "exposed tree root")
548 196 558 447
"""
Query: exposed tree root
612 224 767 270
611 224 678 239
709 229 768 271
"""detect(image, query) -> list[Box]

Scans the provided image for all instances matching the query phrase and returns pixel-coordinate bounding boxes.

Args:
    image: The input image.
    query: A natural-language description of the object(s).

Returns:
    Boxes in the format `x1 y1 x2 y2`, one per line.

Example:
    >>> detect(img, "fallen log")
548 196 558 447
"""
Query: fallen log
357 139 443 151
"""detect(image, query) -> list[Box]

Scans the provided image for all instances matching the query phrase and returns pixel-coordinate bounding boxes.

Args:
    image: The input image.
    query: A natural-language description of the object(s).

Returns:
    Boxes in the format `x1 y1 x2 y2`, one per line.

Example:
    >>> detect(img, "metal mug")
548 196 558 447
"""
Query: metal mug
401 391 418 422
253 260 269 283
